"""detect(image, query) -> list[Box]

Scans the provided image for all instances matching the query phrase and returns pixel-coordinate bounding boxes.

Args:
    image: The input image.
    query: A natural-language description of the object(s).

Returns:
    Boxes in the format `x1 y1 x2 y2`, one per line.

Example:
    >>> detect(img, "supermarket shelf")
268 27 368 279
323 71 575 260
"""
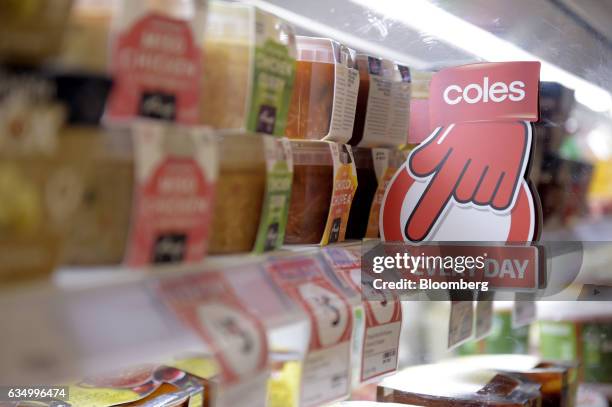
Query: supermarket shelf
0 243 358 385
2 234 612 384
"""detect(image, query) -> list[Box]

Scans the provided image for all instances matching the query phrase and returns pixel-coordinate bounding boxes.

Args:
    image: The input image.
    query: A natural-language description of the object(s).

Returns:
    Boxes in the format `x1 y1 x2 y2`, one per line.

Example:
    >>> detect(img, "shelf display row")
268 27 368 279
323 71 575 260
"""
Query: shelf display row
0 1 597 288
3 242 612 406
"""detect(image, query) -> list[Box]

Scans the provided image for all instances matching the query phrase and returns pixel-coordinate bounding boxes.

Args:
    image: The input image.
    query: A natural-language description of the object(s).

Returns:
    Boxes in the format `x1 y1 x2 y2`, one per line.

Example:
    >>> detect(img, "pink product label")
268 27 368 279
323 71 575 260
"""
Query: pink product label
107 13 201 124
126 157 214 266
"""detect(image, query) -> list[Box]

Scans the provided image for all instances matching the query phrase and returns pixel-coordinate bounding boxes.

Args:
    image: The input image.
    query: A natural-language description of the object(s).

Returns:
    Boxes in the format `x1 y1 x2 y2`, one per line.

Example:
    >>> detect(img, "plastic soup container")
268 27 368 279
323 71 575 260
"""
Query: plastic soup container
201 1 297 135
209 133 267 253
285 37 359 144
284 141 334 244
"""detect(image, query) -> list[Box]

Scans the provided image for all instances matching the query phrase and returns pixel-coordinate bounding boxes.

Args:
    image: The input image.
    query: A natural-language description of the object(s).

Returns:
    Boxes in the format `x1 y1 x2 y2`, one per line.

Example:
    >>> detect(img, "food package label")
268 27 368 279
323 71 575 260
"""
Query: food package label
326 247 402 382
157 271 269 406
247 11 296 136
253 137 293 253
448 300 475 349
125 122 218 267
266 256 353 407
321 143 357 245
361 63 411 147
107 13 201 124
323 64 360 143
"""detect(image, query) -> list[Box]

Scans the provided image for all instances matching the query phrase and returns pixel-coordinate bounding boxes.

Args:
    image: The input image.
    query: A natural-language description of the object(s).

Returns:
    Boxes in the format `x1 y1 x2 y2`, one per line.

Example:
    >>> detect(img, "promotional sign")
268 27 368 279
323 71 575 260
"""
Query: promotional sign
124 122 217 267
265 255 353 407
157 272 269 406
107 14 202 124
381 62 541 243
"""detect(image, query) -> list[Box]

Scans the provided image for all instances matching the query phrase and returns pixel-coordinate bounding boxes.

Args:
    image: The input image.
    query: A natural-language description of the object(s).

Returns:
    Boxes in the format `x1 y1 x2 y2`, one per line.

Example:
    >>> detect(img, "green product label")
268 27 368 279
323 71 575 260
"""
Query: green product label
253 138 293 253
247 39 296 136
539 320 577 361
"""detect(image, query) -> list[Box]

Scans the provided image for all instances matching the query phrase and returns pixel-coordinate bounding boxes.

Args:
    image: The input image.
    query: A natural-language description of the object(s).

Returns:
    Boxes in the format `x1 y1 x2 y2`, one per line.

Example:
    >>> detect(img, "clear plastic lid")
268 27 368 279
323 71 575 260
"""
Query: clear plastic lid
295 36 354 67
206 1 250 42
290 140 333 166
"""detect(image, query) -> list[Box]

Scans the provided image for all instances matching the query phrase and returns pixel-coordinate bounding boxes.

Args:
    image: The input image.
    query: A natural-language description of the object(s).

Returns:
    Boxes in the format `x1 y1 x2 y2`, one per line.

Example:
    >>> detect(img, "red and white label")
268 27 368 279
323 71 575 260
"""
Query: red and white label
125 123 217 266
107 13 201 124
430 62 540 126
156 271 269 403
266 256 352 407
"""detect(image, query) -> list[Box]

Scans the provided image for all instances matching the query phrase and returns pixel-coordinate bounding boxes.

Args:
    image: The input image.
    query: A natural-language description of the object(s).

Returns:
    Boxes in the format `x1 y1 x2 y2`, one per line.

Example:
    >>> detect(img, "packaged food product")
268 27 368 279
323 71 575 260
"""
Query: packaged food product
539 82 575 127
285 37 359 143
285 141 334 244
0 67 66 284
377 364 542 406
54 0 114 74
441 355 578 407
209 133 267 254
346 148 377 239
0 0 73 64
54 126 133 265
348 56 411 147
252 137 294 253
267 352 302 407
0 156 62 285
320 143 357 245
406 70 434 146
124 121 218 266
106 0 207 124
348 148 405 239
68 364 213 406
201 1 297 135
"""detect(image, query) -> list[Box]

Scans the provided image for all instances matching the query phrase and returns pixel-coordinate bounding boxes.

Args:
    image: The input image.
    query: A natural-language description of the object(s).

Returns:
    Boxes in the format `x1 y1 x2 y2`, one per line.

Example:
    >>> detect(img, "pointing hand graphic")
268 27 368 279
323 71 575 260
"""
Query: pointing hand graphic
405 121 531 242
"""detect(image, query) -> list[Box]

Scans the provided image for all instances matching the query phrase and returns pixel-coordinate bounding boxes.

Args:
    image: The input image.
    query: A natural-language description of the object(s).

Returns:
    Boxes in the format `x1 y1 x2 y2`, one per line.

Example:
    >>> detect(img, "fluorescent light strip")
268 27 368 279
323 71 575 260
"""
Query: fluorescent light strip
349 0 612 113
244 0 430 69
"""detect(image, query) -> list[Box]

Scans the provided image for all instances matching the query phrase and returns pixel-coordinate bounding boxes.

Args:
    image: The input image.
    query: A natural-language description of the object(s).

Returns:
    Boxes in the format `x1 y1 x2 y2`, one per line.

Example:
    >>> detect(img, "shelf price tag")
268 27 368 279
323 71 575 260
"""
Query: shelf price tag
157 272 269 407
474 291 495 340
448 298 475 349
512 292 537 328
324 247 402 383
265 255 352 407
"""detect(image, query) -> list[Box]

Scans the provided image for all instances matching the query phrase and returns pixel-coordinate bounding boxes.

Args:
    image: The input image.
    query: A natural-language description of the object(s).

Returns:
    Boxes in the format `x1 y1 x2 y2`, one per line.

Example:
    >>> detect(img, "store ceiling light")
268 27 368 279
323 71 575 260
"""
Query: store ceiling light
350 0 612 113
